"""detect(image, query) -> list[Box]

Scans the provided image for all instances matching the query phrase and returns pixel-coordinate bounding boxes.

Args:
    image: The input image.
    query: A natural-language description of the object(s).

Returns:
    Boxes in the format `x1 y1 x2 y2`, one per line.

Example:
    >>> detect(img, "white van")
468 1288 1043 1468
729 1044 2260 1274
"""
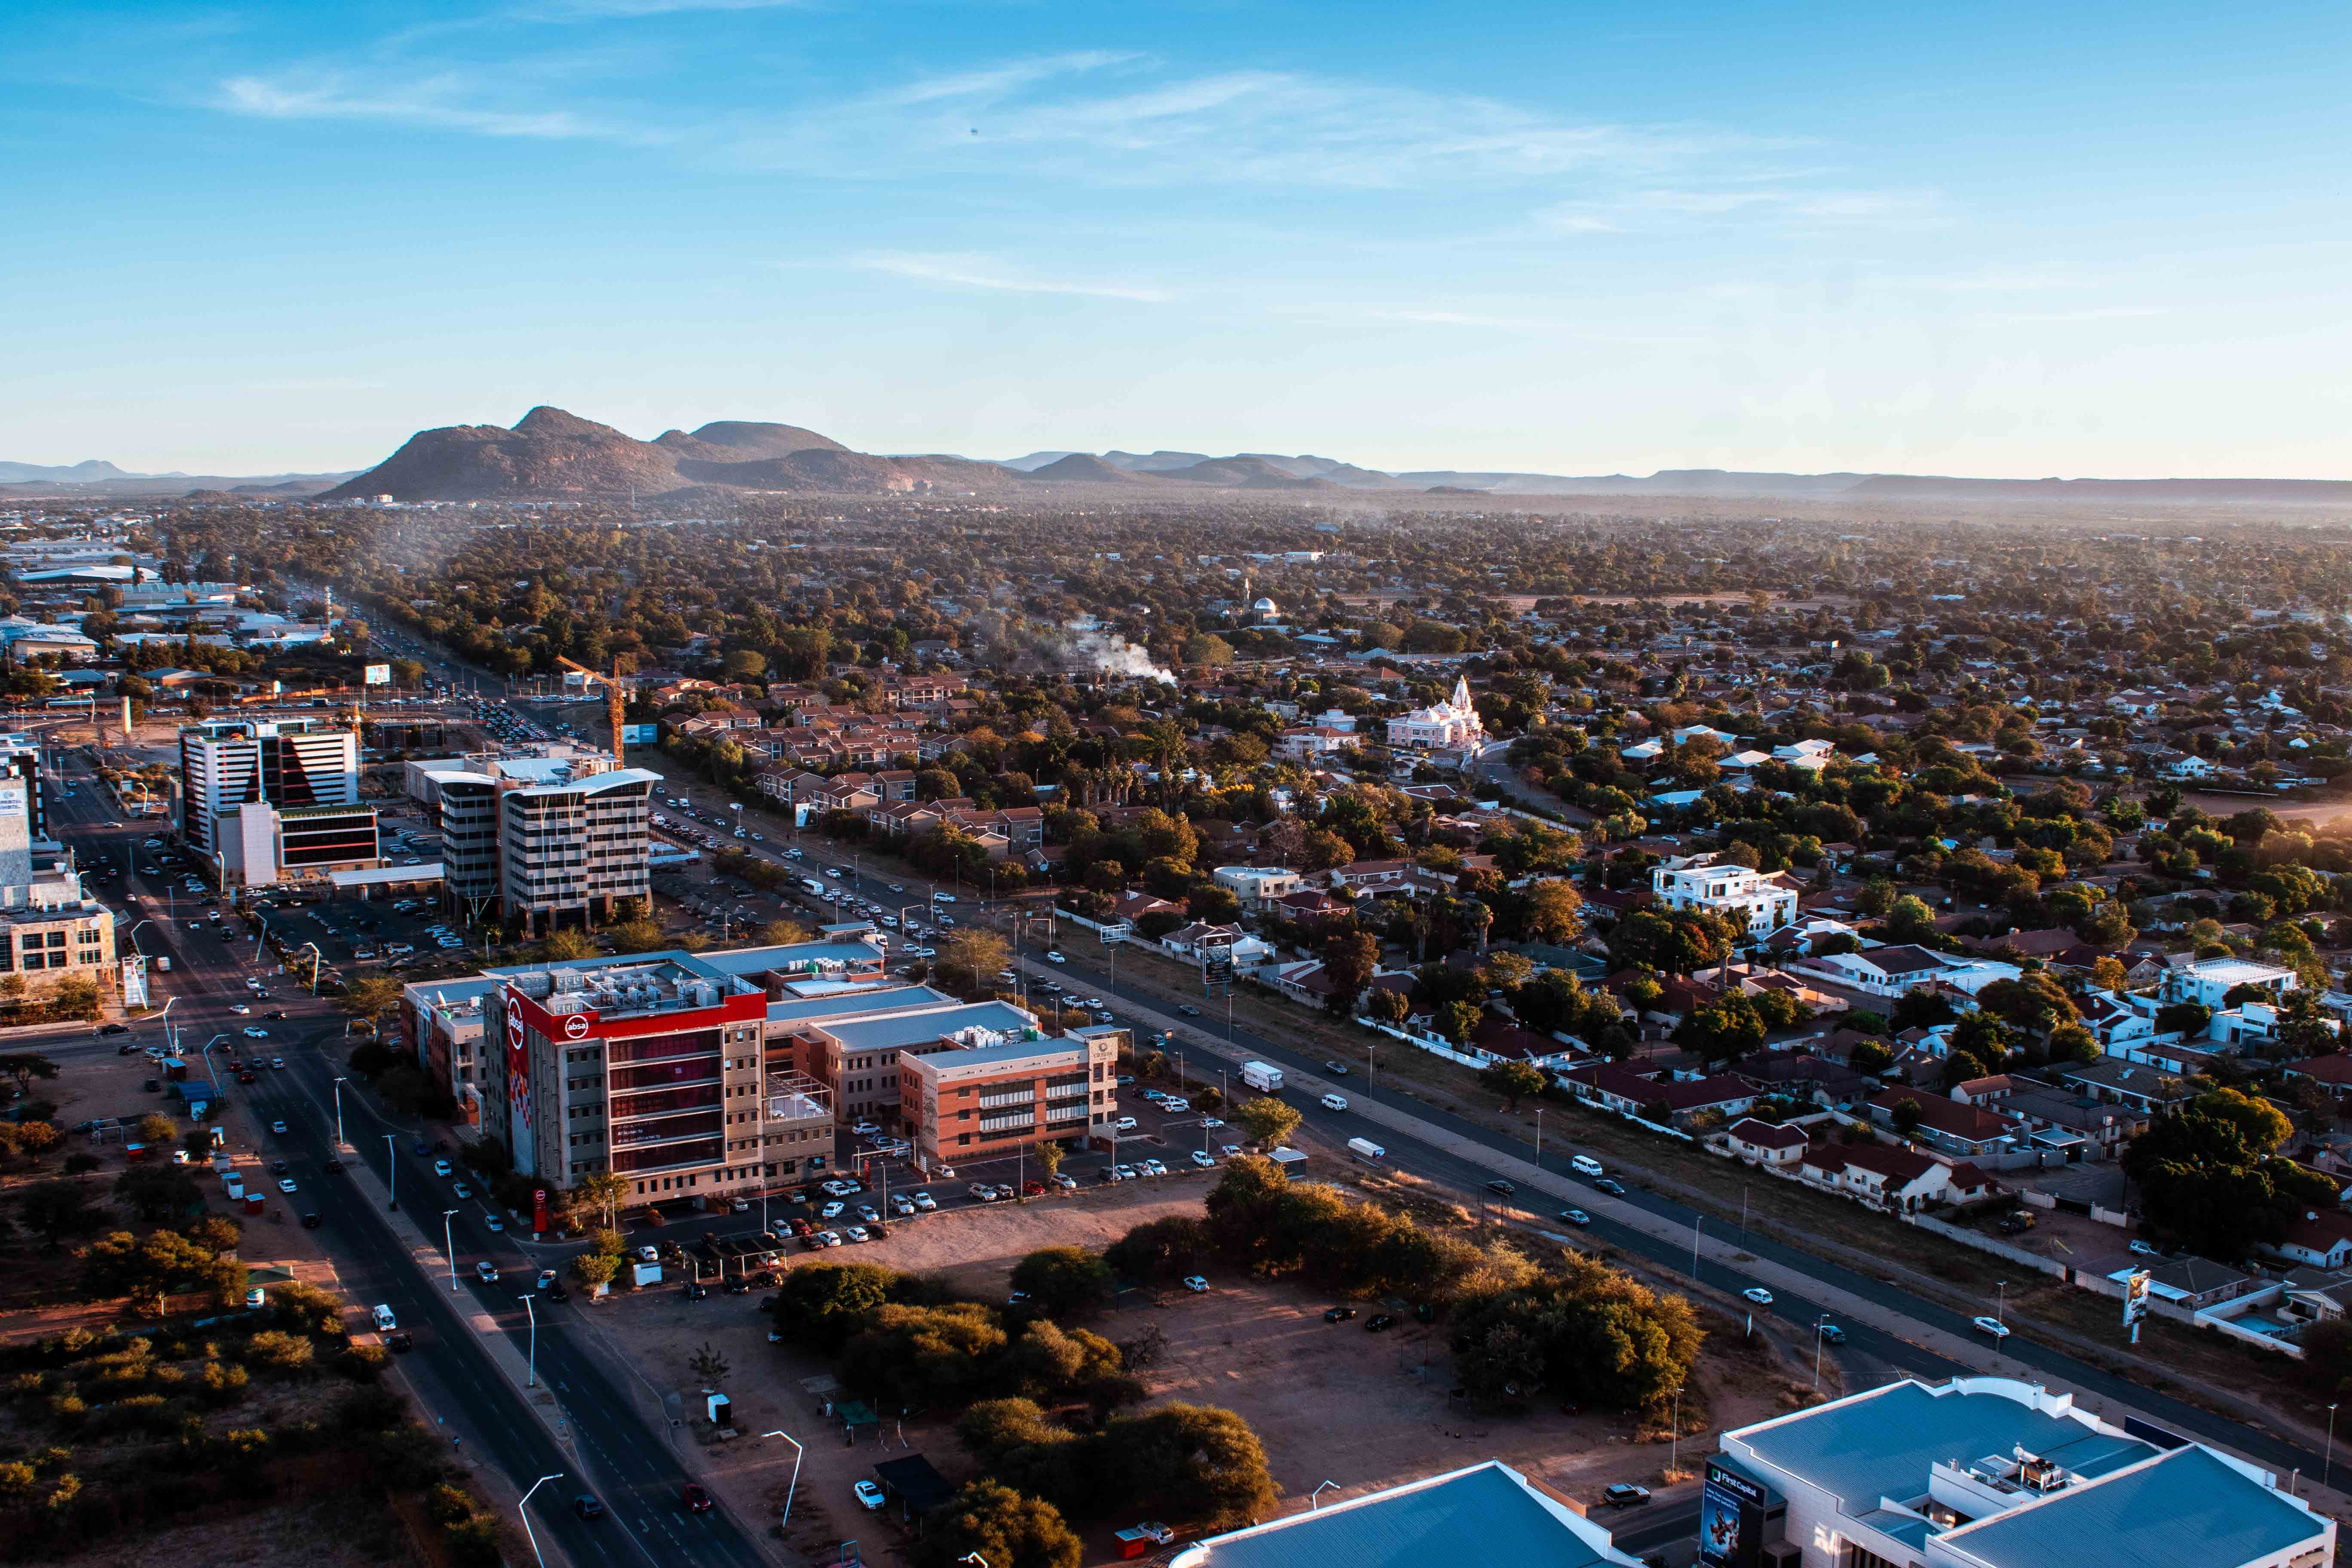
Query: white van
1570 1155 1605 1178
1320 1093 1349 1112
371 1304 398 1333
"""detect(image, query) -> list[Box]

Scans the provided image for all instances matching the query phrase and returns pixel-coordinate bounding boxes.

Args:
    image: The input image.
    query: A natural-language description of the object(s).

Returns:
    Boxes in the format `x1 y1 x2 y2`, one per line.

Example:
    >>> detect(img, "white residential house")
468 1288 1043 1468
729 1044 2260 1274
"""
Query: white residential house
1650 852 1798 936
2162 957 2298 1011
1210 865 1303 910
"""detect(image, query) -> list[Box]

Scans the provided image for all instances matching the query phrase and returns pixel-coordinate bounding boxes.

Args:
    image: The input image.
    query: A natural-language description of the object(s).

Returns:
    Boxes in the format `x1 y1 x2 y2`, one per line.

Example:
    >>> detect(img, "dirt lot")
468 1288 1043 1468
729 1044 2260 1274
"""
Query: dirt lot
576 1179 1816 1564
0 1043 348 1325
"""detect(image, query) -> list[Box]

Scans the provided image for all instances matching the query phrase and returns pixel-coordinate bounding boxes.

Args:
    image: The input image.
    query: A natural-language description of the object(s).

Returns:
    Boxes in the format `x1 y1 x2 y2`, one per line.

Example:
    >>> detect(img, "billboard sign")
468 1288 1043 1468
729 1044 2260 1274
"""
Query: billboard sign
2123 1268 2152 1341
621 723 659 744
1201 941 1234 992
503 993 534 1174
1698 1461 1769 1568
363 663 392 686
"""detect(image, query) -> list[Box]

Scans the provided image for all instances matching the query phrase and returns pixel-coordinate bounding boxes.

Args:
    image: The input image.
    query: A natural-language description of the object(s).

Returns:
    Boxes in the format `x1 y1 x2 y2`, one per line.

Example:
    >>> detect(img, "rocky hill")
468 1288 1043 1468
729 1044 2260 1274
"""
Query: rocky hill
1026 453 1162 484
324 407 1018 501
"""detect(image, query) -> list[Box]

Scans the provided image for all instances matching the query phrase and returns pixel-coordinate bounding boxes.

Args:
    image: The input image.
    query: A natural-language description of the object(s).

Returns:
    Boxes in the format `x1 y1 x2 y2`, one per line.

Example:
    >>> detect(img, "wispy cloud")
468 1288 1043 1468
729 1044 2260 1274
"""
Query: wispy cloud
857 251 1174 303
1539 184 1945 234
872 52 1142 107
216 72 651 141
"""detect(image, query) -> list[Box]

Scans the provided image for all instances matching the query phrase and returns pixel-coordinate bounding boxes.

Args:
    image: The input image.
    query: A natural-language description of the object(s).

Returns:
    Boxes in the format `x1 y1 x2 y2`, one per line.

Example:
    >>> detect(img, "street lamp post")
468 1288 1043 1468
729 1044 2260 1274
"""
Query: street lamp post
1670 1384 1683 1472
333 1076 348 1146
384 1134 398 1211
199 1034 225 1093
1997 1280 2007 1326
1813 1316 1832 1390
518 1473 562 1568
2328 1403 2340 1489
1534 1107 1543 1164
763 1430 805 1525
517 1294 539 1387
443 1210 460 1293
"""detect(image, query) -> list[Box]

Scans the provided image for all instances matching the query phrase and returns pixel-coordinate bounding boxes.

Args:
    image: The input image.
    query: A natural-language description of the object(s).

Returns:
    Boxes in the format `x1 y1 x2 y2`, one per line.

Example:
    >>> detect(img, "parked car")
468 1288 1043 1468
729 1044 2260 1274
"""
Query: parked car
853 1480 886 1511
1603 1484 1652 1508
1366 1314 1397 1332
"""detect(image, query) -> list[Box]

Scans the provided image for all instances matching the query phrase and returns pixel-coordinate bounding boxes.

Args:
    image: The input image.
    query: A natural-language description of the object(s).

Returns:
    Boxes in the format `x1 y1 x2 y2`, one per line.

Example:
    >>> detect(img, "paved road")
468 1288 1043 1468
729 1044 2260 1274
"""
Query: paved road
1017 938 2344 1492
49 747 776 1568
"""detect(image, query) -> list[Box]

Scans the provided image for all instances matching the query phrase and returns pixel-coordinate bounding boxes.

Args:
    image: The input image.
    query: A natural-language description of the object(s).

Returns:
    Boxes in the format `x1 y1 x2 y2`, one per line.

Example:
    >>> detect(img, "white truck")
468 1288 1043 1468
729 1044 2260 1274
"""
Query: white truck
1239 1060 1284 1093
1346 1137 1387 1162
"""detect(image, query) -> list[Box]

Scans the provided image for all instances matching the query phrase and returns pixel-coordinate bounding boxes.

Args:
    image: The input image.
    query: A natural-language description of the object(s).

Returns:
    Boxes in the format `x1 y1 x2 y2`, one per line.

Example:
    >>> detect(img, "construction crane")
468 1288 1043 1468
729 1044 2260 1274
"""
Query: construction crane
555 656 631 759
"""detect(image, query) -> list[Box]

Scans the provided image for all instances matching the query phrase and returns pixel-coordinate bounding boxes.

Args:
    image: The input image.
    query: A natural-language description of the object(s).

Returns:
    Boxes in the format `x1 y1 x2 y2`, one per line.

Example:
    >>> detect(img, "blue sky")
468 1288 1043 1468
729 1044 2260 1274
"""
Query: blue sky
6 1 2350 478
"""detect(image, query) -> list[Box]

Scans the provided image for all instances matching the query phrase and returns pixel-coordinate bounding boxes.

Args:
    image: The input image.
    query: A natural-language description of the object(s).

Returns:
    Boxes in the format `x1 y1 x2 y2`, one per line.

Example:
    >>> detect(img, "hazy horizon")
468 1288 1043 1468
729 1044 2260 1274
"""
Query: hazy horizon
8 0 2351 479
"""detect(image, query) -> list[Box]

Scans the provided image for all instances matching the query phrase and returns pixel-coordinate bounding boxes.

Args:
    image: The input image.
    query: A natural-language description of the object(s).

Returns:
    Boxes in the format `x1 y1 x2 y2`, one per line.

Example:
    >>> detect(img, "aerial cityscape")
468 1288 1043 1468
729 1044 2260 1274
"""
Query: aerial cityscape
4 3 2351 1567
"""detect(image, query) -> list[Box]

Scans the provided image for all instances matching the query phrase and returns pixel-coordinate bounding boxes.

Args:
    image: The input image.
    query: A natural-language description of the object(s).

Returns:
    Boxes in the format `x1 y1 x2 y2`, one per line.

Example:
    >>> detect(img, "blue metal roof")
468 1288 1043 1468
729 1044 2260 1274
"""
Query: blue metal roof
1739 1382 2157 1514
1180 1462 1626 1568
824 1001 1037 1050
1937 1445 2324 1568
763 985 952 1025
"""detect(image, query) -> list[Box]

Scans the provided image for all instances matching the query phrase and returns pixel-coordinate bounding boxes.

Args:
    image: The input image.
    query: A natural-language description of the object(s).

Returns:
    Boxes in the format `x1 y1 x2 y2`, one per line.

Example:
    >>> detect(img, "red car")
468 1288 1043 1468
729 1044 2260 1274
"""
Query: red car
1023 1180 1046 1196
682 1483 714 1514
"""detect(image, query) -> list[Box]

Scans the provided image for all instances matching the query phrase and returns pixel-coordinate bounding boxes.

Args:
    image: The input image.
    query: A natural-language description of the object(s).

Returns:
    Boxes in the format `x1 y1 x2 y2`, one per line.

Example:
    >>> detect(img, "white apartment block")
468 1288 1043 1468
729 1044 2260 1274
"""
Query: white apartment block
406 750 659 932
179 718 359 859
1651 852 1799 936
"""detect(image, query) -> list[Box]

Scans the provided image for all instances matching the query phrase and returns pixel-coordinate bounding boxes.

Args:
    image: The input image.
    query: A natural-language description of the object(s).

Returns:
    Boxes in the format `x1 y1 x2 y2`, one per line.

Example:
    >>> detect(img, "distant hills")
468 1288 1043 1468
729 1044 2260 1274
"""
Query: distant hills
15 411 2352 505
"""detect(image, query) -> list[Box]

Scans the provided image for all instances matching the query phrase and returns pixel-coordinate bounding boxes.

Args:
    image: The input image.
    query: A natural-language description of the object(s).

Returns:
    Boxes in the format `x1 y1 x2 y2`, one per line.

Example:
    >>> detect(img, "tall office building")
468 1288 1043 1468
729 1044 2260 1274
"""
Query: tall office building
0 735 48 846
179 718 360 857
405 749 658 932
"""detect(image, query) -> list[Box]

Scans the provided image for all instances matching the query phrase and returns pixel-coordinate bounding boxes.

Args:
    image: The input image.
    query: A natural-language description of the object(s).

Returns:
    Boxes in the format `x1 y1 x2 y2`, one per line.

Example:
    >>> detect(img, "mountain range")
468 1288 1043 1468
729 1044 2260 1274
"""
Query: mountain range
16 408 2352 504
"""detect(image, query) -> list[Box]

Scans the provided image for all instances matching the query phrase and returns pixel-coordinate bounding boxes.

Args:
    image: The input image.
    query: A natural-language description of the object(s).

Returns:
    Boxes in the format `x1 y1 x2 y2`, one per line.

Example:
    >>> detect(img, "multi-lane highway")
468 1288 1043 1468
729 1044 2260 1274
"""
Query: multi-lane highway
46 745 775 1568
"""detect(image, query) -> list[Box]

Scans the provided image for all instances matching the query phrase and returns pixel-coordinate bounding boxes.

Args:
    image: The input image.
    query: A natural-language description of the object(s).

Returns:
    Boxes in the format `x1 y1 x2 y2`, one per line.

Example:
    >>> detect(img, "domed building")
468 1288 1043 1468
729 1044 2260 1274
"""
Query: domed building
1248 596 1280 625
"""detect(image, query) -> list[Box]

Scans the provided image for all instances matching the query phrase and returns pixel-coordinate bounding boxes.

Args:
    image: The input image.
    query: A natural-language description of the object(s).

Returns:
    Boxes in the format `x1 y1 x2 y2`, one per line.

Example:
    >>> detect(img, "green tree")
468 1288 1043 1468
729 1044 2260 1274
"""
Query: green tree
1674 993 1768 1068
915 1481 1083 1568
766 1262 906 1353
81 1228 246 1314
2123 1091 2329 1259
1890 1098 1922 1137
1319 928 1379 1017
1230 1096 1303 1147
1883 895 1939 943
606 919 668 953
1010 1246 1114 1318
539 929 597 962
339 975 404 1019
1522 879 1585 944
113 1163 202 1224
134 1113 178 1146
0 1052 60 1095
18 1182 106 1249
573 1252 621 1290
574 1170 630 1229
1478 1058 1546 1112
1434 998 1484 1044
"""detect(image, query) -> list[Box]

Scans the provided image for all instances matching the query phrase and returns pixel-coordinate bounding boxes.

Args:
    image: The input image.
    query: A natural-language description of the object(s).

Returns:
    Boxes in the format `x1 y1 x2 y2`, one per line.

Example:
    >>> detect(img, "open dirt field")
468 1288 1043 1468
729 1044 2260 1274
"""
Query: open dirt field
577 1178 1816 1565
